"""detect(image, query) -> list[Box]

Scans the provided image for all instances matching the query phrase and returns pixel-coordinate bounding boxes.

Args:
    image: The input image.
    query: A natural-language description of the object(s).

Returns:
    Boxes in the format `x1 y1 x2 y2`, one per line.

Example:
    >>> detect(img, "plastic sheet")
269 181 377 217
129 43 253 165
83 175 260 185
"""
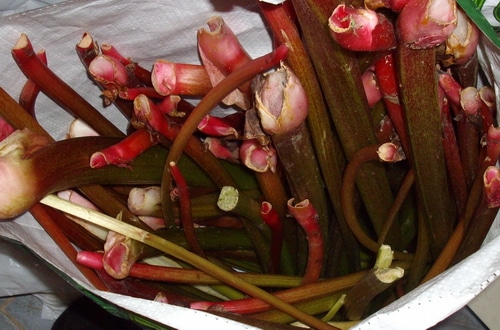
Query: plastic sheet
0 0 498 329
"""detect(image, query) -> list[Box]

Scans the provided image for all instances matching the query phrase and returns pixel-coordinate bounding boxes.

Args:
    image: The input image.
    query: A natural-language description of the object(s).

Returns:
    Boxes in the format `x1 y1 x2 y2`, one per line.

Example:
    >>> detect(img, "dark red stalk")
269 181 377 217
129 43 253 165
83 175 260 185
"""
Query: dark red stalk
438 70 479 187
170 161 205 257
93 266 199 307
287 199 324 284
18 49 47 118
452 194 499 264
75 32 99 68
260 201 283 274
257 2 352 264
440 88 468 215
12 33 124 137
422 127 500 281
90 127 157 168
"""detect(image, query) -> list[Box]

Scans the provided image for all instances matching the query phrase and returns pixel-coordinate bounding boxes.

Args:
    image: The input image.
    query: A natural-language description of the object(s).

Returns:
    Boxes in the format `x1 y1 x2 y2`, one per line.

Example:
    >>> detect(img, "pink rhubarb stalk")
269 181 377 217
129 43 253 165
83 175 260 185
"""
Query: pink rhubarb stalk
328 4 397 52
361 67 382 108
484 166 500 208
100 43 152 86
287 198 324 284
239 139 277 173
118 86 163 100
152 60 212 96
88 54 131 103
254 63 308 135
396 0 458 49
440 88 468 214
197 16 252 109
102 230 149 280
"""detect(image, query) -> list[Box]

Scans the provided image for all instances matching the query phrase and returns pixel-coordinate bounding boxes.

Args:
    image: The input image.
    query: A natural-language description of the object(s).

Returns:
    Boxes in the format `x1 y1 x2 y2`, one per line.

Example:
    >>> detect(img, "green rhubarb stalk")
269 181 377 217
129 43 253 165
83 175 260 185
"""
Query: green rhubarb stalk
217 186 272 272
250 294 342 324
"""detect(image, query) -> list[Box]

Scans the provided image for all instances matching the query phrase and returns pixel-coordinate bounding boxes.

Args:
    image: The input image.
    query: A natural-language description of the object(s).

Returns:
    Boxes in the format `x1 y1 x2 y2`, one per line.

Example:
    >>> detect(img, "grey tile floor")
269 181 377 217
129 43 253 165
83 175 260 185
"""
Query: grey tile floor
0 295 54 330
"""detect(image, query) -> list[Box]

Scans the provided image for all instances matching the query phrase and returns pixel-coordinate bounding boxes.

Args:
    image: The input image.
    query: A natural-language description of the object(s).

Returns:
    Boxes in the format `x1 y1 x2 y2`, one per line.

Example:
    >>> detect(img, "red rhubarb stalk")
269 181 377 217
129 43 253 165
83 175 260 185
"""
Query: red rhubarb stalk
190 271 367 315
287 198 324 284
90 127 157 168
373 53 410 154
197 114 238 138
170 161 205 257
260 201 283 274
440 87 468 215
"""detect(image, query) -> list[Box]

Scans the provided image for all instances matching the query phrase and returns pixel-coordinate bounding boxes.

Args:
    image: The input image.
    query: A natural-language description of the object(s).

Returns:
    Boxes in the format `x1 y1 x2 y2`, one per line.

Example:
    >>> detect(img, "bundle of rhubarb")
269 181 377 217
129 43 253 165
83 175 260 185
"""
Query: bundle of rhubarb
0 0 498 329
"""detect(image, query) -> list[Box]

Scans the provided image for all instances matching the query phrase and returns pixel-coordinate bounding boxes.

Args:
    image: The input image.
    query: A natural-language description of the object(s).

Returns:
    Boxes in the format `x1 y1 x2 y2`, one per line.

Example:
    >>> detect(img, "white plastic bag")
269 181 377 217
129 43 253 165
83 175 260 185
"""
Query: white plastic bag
0 1 498 329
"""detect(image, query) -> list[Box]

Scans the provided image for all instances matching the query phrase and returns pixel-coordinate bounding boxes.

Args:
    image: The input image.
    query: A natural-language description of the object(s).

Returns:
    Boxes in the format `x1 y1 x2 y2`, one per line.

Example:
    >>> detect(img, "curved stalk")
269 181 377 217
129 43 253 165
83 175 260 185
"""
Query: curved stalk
341 144 413 261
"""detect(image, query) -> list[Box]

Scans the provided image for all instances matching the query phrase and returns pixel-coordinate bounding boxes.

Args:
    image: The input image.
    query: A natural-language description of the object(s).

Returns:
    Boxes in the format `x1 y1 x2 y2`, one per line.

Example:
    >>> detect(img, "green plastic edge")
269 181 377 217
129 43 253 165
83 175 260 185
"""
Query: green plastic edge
457 0 500 49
